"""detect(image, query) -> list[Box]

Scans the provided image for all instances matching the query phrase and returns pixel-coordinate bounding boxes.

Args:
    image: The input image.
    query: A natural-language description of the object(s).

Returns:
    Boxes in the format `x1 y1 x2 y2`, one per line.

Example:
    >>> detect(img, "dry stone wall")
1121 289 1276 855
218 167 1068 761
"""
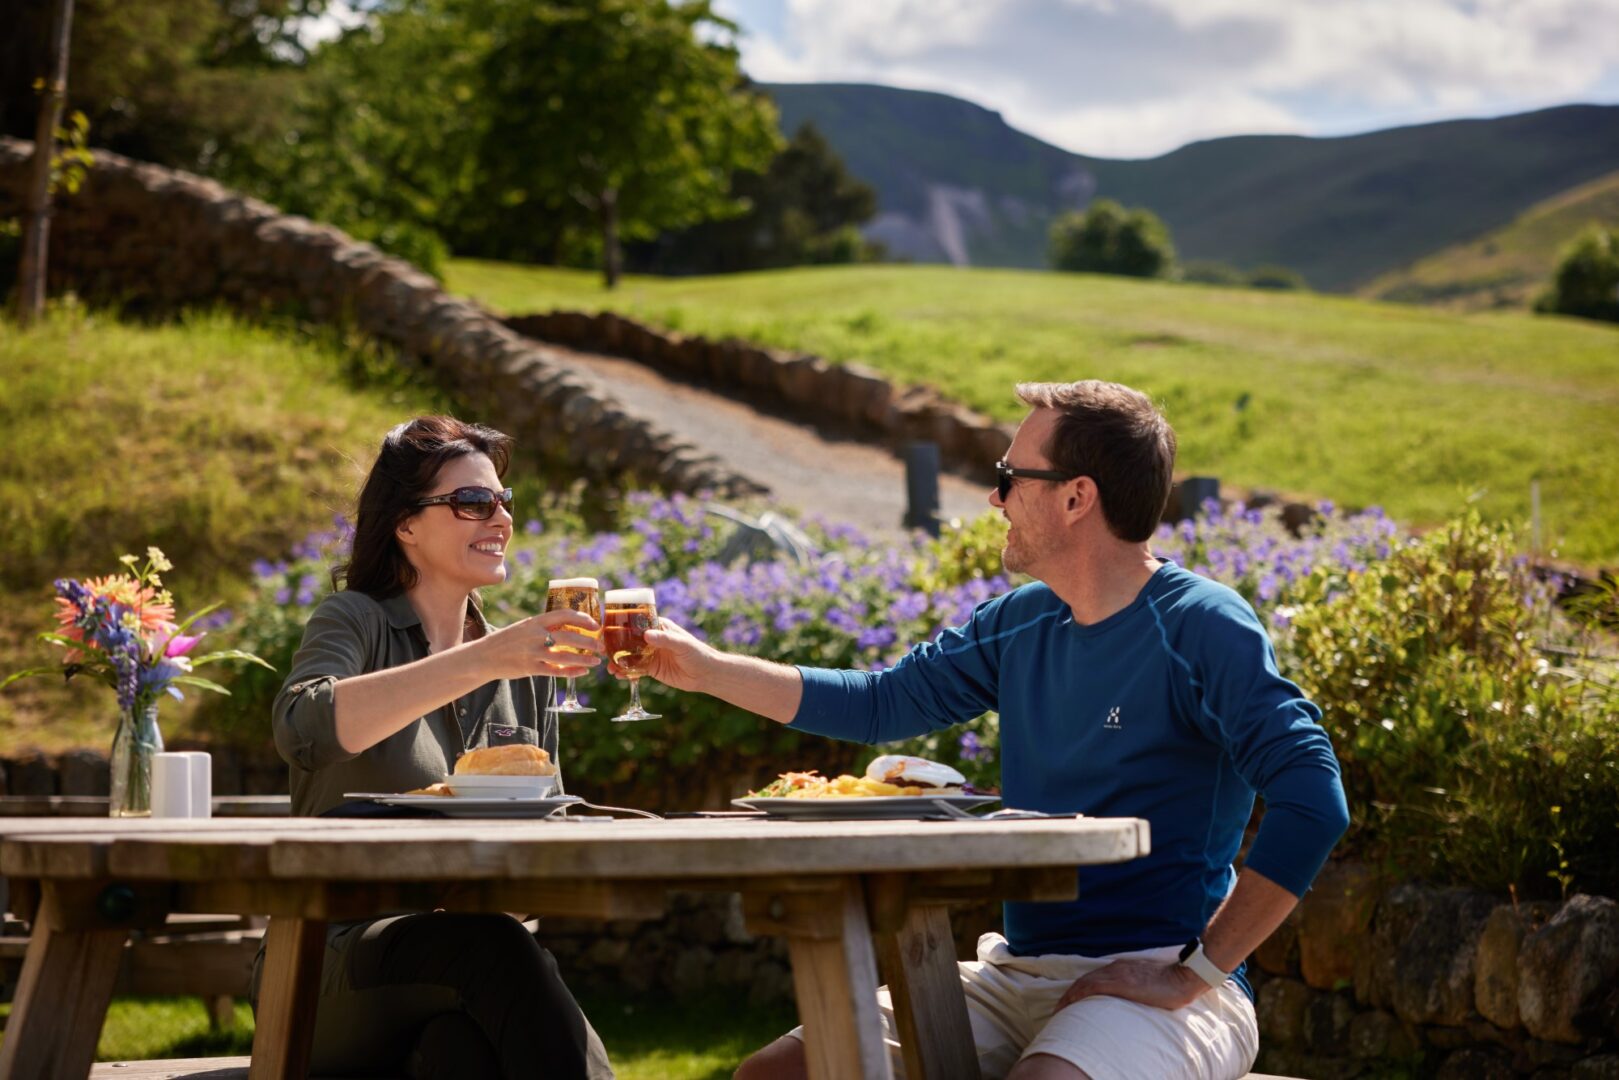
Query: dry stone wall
505 311 1014 486
0 137 757 499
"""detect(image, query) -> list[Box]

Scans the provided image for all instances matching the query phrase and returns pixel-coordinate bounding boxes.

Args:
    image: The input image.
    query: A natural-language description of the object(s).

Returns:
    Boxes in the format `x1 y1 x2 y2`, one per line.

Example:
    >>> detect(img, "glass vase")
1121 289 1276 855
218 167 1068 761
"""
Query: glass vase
109 700 164 817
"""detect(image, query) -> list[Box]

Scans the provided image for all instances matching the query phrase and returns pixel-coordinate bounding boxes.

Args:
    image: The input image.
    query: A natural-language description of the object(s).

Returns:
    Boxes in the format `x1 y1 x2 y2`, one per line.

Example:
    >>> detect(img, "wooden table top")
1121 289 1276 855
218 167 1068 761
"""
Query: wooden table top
0 815 1151 883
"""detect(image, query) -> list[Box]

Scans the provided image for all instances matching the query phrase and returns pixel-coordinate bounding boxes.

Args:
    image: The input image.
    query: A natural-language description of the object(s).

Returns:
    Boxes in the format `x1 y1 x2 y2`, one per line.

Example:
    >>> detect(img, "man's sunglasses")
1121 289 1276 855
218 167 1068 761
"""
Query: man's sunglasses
995 460 1081 502
414 486 514 521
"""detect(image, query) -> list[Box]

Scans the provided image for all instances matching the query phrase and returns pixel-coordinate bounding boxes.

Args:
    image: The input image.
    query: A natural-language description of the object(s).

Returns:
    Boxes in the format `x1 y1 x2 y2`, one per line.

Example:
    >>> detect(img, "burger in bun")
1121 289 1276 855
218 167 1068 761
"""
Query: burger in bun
454 744 558 777
864 755 966 795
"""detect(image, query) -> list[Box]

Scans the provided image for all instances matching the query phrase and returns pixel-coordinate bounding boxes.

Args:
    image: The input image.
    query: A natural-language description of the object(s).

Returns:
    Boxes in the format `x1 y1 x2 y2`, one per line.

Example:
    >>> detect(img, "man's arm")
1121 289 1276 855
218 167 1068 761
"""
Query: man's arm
637 620 804 723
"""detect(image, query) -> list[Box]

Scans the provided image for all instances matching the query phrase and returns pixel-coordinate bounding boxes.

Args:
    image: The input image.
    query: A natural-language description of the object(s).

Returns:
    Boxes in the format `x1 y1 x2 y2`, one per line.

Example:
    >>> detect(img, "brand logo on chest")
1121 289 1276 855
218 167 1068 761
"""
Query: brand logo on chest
1103 706 1122 731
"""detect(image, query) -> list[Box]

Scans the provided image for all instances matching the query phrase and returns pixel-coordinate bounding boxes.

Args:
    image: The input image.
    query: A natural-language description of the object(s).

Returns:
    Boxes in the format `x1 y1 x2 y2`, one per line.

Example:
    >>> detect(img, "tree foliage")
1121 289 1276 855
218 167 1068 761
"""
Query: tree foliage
468 0 780 285
0 0 309 173
1537 225 1619 324
628 122 880 274
1048 198 1175 278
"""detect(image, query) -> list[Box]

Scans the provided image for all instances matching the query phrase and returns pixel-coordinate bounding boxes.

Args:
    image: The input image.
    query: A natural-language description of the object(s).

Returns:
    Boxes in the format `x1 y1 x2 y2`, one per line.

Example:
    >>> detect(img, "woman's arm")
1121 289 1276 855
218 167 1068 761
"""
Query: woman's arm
333 611 601 755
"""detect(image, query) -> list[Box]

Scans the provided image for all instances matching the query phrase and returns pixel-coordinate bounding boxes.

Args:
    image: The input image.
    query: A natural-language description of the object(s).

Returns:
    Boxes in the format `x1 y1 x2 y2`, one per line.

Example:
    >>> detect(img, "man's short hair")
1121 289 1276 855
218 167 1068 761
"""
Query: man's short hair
1014 380 1177 542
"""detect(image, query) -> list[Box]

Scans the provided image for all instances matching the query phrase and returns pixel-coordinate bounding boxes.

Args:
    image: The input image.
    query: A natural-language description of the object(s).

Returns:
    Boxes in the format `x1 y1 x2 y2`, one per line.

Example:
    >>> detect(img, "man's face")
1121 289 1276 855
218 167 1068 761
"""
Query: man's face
990 409 1064 577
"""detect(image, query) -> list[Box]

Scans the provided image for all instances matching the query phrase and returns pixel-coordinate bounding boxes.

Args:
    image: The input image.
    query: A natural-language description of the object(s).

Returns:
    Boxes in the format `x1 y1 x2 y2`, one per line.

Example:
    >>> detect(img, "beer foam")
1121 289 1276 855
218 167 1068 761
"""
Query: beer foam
604 587 655 605
546 577 599 588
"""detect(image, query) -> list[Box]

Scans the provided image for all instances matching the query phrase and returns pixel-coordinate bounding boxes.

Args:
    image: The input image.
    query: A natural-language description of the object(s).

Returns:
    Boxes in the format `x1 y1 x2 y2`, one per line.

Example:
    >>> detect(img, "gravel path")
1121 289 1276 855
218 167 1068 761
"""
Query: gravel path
534 340 995 538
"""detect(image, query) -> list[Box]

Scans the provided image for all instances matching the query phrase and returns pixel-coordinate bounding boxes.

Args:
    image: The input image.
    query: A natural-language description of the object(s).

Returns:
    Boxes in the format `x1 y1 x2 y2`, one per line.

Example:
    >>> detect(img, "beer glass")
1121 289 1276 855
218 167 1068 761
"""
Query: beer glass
603 587 661 722
544 577 601 714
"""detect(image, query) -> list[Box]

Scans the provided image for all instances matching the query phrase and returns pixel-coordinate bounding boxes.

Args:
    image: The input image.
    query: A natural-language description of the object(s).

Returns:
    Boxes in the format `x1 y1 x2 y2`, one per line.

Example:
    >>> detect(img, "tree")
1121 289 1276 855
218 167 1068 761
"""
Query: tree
1537 226 1619 324
471 0 780 287
15 0 74 327
631 121 879 274
1048 198 1175 279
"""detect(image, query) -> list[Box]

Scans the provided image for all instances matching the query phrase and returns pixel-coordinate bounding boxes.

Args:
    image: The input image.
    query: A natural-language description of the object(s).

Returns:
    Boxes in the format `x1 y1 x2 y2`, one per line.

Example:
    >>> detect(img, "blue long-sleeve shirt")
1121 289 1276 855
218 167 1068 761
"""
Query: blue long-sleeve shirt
792 561 1349 994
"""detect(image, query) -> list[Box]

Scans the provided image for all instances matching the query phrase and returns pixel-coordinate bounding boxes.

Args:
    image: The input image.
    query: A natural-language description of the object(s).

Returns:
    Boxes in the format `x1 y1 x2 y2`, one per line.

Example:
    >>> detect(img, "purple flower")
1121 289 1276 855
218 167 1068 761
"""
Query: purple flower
857 626 897 651
273 587 292 606
959 731 994 762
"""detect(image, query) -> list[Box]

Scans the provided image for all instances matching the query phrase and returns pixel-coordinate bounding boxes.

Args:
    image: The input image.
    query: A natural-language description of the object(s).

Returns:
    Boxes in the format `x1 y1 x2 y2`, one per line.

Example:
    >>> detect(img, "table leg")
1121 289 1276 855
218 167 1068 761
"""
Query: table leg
0 884 128 1080
777 879 892 1080
248 914 327 1080
875 902 982 1080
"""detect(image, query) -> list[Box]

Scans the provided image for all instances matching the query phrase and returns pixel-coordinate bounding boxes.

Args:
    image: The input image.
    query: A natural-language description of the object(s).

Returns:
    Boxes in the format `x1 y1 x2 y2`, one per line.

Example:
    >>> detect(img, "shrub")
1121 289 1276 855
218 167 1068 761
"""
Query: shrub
1536 225 1619 324
1048 199 1176 279
1279 510 1618 896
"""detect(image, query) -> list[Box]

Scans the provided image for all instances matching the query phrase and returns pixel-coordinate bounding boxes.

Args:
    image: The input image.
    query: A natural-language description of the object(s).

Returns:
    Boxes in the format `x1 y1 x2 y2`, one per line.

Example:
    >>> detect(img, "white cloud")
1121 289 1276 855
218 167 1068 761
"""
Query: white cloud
732 0 1619 156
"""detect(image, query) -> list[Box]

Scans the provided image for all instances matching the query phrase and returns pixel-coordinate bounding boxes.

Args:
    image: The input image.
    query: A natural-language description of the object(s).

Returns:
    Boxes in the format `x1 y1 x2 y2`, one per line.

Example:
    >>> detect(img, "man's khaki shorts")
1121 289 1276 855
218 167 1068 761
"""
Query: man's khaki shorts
787 933 1258 1080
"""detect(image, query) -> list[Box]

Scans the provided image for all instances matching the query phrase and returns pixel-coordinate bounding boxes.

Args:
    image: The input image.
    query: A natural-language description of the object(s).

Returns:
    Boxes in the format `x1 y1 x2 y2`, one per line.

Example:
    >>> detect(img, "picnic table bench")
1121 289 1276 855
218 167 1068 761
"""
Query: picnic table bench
0 814 1152 1080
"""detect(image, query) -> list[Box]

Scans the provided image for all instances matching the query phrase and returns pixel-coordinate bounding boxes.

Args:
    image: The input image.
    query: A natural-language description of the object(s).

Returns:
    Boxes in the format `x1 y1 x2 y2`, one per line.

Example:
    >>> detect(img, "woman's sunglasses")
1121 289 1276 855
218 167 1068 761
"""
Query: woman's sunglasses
995 460 1081 502
414 486 514 521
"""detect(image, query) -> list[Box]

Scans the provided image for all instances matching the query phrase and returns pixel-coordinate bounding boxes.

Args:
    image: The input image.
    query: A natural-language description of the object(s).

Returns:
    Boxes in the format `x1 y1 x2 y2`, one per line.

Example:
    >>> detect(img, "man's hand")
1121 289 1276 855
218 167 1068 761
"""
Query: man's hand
1054 958 1210 1014
607 618 712 692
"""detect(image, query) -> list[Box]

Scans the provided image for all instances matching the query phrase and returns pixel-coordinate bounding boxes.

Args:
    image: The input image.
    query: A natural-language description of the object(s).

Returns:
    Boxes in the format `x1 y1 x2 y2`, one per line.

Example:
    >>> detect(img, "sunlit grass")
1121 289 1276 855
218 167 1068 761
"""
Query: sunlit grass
0 991 797 1078
450 258 1619 565
0 305 445 752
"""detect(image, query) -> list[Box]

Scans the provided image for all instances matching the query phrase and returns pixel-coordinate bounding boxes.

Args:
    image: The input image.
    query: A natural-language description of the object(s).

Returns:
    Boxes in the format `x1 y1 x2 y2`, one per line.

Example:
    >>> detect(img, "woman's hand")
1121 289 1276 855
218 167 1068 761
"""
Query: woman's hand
606 617 712 692
478 609 602 681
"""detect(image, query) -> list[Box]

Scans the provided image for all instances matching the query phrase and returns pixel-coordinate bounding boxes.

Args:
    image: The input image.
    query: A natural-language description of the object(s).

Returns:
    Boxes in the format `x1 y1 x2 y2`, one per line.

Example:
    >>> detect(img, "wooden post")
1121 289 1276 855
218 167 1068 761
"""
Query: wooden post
16 0 75 326
248 915 327 1080
779 878 892 1080
874 901 981 1080
0 881 129 1080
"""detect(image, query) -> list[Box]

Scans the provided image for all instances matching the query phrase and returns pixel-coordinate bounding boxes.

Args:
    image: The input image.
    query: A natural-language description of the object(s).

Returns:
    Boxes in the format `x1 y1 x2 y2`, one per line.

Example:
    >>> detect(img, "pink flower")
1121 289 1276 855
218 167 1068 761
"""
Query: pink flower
163 634 203 658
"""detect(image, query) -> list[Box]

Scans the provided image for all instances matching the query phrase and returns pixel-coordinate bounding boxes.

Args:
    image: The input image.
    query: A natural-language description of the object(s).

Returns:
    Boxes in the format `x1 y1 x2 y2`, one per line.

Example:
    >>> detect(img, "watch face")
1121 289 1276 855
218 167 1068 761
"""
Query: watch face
1178 939 1199 963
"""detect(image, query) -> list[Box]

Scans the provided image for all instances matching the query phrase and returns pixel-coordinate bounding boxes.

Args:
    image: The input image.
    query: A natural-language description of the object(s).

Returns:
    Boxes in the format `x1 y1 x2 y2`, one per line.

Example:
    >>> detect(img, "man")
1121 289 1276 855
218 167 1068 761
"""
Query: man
634 380 1350 1079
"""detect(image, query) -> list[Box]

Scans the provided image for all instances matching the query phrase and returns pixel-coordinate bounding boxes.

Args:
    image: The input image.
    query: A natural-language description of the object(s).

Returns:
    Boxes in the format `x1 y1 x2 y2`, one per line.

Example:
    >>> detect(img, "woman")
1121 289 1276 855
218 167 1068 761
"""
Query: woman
268 415 613 1079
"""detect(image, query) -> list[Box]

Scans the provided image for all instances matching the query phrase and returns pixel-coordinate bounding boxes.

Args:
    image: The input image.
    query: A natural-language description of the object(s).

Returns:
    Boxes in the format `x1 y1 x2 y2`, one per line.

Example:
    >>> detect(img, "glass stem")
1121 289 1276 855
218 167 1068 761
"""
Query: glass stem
628 677 642 713
563 676 579 707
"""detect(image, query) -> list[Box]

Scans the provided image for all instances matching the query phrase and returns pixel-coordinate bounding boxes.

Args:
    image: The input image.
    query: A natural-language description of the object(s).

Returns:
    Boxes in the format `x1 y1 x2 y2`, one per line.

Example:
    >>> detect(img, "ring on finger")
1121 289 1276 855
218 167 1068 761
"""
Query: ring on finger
544 632 556 648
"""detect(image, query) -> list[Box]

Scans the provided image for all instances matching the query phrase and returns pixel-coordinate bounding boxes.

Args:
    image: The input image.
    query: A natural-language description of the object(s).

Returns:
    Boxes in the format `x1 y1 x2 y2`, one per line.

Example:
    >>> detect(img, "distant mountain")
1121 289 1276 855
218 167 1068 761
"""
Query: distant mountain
1359 169 1619 308
763 84 1619 291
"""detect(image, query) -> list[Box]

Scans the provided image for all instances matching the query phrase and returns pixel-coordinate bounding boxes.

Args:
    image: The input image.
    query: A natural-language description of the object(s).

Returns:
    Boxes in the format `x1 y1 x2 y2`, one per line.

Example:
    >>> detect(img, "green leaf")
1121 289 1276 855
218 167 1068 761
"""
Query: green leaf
1 666 65 690
189 649 276 672
170 602 223 637
170 675 232 696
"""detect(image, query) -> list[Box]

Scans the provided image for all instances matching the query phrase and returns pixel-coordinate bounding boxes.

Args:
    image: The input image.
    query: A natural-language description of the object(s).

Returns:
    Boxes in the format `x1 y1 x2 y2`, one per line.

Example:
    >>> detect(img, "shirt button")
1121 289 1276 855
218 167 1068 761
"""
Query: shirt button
458 707 466 717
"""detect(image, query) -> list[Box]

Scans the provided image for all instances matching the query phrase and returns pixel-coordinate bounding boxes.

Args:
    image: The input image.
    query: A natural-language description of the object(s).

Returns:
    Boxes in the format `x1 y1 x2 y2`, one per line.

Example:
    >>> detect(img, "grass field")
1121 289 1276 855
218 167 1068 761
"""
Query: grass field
1362 169 1619 310
0 992 797 1079
448 259 1619 566
0 307 446 752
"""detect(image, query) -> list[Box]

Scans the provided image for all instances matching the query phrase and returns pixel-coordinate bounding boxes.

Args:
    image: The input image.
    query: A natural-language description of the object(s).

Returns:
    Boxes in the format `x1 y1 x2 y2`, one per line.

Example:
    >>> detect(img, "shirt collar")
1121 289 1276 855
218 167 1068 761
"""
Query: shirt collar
378 590 491 632
379 591 422 630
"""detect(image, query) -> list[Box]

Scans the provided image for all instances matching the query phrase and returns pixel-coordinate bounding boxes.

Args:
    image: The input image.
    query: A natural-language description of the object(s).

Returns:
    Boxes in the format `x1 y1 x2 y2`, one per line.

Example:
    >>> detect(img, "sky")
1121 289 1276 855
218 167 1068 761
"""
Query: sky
710 0 1619 158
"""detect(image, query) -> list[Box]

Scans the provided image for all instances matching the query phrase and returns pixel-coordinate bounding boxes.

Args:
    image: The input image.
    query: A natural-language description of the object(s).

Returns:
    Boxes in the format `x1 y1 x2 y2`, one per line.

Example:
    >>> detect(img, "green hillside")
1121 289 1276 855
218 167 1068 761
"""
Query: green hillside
766 84 1619 290
1361 170 1619 309
449 258 1619 565
0 309 441 752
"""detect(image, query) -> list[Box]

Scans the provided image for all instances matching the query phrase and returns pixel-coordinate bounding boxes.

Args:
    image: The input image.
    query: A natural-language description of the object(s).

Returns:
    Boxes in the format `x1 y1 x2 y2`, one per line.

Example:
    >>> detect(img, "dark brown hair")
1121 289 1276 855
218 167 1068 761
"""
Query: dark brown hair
335 416 514 598
1014 381 1176 542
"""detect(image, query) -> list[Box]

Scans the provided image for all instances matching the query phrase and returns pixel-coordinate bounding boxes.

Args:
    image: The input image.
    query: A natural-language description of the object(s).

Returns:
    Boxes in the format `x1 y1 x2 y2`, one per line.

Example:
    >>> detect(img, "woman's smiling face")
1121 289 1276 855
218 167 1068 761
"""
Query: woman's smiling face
394 452 513 592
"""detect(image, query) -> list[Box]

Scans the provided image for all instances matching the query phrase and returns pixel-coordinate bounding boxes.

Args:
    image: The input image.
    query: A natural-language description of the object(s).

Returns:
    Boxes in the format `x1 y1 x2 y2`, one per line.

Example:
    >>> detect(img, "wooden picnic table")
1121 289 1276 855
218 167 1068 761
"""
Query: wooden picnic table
0 813 1149 1080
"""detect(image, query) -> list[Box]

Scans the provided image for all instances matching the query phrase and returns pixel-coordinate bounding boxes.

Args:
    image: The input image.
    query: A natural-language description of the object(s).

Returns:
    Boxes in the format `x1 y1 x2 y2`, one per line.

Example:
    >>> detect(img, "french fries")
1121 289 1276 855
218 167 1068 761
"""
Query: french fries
748 770 931 798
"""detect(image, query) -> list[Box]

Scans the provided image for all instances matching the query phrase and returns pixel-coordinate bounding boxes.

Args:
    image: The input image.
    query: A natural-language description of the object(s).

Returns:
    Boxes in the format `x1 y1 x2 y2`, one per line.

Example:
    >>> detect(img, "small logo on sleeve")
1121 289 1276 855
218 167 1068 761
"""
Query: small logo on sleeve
1103 706 1122 731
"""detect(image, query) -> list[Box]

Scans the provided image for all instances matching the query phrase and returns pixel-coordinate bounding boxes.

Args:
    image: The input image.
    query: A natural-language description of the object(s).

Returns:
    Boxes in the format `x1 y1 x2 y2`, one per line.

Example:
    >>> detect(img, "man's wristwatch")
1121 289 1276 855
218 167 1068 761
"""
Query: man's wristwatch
1177 938 1230 989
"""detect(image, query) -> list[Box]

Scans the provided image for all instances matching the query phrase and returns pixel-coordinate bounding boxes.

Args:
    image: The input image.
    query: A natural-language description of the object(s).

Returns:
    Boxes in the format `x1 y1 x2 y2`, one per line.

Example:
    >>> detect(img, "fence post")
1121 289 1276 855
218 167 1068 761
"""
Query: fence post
903 442 942 537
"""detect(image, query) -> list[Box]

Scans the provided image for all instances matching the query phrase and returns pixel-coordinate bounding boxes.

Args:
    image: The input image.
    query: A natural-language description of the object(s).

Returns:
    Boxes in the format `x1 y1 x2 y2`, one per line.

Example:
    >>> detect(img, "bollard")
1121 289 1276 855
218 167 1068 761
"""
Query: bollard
903 441 942 537
1177 476 1220 521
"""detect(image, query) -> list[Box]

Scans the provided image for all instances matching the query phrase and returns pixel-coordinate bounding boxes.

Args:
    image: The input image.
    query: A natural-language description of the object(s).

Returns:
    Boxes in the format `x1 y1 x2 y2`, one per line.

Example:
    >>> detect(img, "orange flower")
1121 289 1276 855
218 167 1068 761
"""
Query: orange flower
54 574 176 653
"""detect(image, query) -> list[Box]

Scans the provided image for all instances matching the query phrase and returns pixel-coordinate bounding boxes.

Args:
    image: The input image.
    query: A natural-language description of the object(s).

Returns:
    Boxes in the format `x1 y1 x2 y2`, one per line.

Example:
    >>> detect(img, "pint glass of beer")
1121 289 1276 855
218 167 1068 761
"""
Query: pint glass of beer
603 587 661 722
544 577 601 714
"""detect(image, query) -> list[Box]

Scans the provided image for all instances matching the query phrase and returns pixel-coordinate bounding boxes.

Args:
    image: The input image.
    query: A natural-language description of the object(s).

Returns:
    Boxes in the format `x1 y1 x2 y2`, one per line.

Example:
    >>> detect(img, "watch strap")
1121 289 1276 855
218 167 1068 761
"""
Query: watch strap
1179 941 1229 989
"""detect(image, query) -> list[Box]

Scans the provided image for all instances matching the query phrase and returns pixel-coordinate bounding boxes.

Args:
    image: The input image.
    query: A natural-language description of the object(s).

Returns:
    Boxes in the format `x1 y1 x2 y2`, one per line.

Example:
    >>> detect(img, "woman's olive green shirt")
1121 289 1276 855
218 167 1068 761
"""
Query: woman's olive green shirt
272 590 562 817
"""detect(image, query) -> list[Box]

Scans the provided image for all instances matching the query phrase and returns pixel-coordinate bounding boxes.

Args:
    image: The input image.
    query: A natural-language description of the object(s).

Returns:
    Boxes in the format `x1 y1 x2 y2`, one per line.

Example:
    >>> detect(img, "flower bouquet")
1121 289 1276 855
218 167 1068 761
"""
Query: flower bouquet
2 547 273 816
